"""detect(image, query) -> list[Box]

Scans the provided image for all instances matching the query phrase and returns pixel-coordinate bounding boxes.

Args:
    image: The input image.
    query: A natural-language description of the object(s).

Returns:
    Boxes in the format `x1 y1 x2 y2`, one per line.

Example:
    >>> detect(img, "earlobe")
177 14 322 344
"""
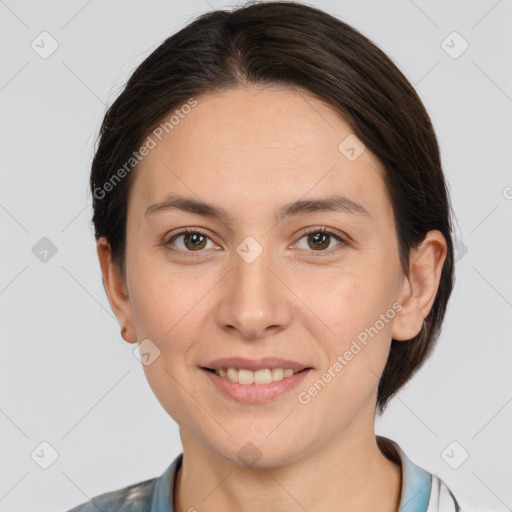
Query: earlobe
96 237 138 343
391 230 447 341
121 325 135 343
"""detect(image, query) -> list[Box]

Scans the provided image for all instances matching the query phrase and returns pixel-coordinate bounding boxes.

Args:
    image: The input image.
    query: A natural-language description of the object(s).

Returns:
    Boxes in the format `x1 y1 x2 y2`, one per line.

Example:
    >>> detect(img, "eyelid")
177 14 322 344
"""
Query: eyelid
165 226 213 242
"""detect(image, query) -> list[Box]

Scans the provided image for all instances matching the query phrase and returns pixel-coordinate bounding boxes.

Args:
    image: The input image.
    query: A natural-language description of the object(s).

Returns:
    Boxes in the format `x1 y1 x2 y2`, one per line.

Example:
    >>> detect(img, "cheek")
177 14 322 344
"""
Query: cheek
127 248 201 341
127 261 221 396
130 266 209 424
297 278 394 423
302 267 397 379
311 274 392 338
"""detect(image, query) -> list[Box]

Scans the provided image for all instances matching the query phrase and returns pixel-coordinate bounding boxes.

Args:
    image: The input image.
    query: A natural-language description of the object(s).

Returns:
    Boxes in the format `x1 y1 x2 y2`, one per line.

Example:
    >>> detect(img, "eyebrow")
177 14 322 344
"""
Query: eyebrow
145 194 371 223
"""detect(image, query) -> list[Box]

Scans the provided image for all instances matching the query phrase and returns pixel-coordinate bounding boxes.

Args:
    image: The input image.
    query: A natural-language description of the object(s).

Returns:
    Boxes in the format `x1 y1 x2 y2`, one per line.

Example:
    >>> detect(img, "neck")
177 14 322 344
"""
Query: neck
173 427 402 512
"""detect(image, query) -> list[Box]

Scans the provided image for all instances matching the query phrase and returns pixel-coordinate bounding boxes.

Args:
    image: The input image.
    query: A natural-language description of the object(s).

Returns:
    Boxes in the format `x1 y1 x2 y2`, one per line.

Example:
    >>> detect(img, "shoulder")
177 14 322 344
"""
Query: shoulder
66 452 183 512
65 476 157 512
429 474 504 512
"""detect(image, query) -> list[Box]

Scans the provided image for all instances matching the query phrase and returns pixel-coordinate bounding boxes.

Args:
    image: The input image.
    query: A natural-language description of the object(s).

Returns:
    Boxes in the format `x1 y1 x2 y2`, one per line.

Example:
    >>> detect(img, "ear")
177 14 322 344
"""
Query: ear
392 230 448 341
96 237 137 343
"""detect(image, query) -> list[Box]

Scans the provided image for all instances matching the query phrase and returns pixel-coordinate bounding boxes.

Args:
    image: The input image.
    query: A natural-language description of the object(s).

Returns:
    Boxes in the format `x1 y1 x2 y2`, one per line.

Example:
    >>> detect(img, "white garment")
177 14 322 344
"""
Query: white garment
384 437 501 512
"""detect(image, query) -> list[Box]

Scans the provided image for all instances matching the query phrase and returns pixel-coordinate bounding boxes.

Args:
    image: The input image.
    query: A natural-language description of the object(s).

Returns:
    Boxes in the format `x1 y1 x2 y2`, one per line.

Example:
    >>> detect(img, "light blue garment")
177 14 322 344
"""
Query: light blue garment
66 438 458 512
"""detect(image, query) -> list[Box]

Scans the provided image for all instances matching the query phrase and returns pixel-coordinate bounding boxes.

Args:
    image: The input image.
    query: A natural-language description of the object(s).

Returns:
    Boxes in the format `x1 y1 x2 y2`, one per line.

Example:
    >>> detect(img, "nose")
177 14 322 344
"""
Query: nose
214 240 293 340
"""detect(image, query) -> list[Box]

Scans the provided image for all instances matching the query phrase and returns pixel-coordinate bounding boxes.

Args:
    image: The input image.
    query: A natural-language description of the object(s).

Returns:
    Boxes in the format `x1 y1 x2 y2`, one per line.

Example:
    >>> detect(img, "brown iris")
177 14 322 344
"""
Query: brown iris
307 232 330 250
183 232 207 251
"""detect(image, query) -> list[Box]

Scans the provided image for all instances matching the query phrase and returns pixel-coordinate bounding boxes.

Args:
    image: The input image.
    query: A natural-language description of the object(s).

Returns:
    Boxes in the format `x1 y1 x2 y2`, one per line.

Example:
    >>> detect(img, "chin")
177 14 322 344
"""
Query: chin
207 435 306 470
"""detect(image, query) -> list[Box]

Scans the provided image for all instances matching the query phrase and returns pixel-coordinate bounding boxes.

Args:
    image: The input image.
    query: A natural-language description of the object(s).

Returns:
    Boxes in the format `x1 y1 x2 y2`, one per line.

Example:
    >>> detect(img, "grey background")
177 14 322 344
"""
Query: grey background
0 0 511 510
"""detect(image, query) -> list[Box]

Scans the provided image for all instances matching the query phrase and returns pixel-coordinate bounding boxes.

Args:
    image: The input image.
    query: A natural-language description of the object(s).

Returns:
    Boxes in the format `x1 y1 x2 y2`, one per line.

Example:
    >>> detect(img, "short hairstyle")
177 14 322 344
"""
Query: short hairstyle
90 1 455 413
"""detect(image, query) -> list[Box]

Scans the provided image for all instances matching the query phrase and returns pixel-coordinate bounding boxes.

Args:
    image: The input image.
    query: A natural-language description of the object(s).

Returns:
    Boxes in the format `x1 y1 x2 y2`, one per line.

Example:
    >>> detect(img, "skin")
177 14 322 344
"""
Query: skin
97 84 447 512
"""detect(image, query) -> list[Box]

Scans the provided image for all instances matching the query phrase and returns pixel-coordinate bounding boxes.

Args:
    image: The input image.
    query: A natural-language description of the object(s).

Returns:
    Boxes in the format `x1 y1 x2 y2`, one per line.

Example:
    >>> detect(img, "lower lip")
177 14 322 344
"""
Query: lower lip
200 368 313 404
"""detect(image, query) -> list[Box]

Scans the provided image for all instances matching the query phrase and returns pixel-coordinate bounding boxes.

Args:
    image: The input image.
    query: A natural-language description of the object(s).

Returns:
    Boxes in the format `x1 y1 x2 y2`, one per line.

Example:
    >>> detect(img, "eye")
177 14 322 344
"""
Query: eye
294 227 346 254
164 228 218 257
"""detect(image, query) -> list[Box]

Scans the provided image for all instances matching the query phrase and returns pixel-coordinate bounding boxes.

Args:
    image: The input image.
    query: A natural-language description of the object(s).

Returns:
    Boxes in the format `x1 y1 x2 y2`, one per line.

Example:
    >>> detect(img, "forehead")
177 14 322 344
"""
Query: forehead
130 86 392 225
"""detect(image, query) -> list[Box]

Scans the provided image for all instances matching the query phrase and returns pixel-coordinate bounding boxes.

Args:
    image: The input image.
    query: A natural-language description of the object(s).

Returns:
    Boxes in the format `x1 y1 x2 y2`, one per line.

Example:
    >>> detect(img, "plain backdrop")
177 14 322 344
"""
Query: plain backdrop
0 0 511 510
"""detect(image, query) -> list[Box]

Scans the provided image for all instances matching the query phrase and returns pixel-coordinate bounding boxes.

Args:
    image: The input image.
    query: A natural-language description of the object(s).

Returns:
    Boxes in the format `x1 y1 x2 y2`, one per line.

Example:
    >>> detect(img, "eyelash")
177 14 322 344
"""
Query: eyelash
163 227 346 258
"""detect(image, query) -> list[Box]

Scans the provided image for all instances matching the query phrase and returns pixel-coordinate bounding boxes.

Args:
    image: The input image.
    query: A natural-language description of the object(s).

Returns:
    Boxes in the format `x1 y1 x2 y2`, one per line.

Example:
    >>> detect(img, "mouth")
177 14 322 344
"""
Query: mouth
199 356 314 403
200 366 313 403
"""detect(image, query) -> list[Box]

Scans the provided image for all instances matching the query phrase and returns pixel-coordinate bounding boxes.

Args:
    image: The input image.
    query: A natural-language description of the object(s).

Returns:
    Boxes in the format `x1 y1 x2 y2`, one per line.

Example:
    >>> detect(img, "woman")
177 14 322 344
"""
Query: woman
68 2 489 511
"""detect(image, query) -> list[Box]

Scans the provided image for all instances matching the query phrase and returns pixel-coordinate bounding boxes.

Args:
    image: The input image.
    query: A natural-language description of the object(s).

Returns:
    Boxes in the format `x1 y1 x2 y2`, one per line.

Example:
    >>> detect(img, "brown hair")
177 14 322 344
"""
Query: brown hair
90 1 455 413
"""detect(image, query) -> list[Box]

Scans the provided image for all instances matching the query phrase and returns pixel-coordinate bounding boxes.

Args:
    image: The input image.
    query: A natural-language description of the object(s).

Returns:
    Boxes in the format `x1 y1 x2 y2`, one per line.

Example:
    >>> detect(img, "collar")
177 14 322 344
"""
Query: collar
150 437 432 512
377 436 432 511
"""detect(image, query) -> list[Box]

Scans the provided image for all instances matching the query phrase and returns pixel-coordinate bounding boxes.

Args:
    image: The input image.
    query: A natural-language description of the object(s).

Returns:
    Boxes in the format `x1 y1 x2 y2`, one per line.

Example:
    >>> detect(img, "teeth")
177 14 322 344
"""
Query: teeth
214 367 302 384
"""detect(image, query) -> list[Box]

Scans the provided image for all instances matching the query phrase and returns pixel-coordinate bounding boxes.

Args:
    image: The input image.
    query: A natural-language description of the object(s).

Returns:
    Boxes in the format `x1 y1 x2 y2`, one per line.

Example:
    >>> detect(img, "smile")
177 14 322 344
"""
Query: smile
201 367 312 403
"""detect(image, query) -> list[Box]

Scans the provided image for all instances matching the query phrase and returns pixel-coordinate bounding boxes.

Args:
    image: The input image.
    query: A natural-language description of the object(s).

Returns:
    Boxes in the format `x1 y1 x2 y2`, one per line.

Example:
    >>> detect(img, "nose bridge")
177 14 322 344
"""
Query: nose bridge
234 237 274 300
217 235 290 337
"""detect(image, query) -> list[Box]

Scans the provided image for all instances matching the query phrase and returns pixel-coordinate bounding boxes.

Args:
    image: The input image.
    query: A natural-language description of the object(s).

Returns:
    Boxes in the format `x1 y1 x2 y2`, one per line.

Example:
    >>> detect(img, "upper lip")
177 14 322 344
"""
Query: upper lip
201 357 313 372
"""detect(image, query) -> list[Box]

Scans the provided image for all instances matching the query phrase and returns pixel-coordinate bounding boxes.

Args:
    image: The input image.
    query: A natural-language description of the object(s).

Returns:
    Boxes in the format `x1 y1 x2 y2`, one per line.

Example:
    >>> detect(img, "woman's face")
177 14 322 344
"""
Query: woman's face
107 85 429 466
